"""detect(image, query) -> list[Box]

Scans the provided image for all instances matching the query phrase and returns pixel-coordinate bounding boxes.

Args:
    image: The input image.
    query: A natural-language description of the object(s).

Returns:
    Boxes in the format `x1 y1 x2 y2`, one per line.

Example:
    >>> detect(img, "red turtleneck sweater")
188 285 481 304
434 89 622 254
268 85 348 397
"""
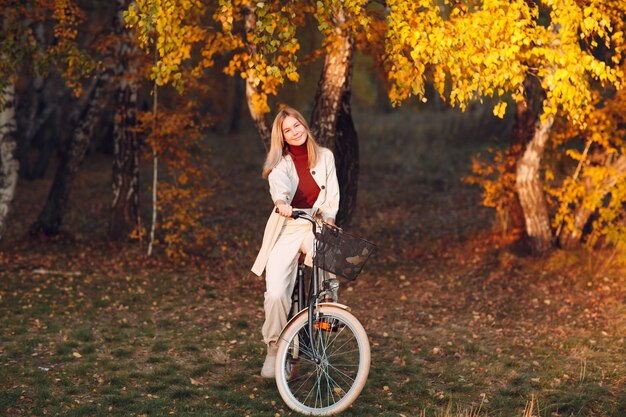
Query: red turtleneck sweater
289 143 320 208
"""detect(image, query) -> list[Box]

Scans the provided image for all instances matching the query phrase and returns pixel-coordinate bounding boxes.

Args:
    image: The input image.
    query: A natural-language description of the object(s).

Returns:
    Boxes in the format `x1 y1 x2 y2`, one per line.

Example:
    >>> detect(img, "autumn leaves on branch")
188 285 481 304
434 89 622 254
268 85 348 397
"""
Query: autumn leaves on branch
1 0 626 256
125 0 626 253
386 0 625 253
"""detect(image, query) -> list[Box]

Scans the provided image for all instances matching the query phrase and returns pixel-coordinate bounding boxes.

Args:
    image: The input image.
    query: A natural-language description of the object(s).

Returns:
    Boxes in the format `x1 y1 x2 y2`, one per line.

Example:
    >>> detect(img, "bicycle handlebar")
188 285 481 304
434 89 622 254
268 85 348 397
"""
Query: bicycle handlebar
277 208 317 234
274 207 308 220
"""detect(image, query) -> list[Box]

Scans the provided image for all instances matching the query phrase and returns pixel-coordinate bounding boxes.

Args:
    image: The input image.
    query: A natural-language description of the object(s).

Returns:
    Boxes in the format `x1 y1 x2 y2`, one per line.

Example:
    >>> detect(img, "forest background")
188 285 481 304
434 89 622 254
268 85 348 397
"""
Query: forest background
1 0 625 416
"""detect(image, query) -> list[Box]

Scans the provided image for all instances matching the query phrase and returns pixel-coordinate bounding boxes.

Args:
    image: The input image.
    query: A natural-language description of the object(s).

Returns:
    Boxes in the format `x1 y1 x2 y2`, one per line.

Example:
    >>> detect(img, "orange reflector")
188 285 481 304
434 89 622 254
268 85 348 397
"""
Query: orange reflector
316 321 332 331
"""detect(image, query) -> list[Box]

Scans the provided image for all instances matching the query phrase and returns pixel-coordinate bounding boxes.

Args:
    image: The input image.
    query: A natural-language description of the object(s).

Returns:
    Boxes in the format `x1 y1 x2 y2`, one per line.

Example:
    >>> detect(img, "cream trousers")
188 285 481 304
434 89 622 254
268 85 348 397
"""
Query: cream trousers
262 215 315 345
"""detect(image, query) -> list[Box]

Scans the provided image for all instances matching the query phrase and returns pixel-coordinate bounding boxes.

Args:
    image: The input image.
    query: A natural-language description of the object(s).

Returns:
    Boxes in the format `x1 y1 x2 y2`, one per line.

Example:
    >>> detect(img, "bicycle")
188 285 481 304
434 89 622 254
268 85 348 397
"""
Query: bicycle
273 210 376 415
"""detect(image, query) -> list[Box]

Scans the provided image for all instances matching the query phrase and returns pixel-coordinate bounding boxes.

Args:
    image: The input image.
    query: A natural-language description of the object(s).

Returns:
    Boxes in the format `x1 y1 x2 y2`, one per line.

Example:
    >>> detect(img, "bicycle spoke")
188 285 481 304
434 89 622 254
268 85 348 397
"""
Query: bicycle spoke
280 330 318 362
318 323 356 406
326 362 360 367
302 375 317 408
324 371 332 407
287 372 312 387
327 347 361 359
319 364 351 408
289 365 316 396
326 325 352 357
323 367 347 396
316 328 329 360
328 364 354 381
290 343 317 361
314 318 347 357
324 367 338 407
327 362 356 387
313 362 325 406
323 318 335 353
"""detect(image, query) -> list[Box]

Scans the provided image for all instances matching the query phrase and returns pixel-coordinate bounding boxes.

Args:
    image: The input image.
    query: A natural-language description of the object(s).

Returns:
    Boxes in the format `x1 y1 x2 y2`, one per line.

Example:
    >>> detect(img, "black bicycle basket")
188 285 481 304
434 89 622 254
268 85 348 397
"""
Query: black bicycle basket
313 223 377 281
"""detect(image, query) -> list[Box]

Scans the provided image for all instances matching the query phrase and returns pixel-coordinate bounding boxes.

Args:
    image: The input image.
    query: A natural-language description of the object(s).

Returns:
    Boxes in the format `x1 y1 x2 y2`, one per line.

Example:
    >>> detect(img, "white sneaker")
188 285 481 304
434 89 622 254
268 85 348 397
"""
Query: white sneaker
260 343 278 378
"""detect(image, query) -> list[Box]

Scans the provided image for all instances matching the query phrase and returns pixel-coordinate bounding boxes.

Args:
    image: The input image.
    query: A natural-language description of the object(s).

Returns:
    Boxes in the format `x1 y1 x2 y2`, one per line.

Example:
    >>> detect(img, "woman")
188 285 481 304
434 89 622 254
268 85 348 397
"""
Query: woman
251 106 340 378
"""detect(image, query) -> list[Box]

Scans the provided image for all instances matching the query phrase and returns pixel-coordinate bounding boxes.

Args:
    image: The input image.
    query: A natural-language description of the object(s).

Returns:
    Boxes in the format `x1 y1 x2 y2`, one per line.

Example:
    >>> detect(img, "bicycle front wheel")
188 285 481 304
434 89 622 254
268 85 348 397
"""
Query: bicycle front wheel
275 305 370 415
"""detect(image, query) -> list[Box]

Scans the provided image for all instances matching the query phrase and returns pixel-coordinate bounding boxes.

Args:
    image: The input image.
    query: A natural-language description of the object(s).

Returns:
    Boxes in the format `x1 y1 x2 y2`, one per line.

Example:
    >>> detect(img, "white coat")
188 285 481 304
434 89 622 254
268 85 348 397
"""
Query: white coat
251 146 340 276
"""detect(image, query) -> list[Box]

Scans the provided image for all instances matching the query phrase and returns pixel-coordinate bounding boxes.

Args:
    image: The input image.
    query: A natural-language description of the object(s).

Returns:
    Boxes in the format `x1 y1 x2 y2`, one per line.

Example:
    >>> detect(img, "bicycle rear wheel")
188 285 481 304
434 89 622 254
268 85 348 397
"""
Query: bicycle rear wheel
275 305 370 415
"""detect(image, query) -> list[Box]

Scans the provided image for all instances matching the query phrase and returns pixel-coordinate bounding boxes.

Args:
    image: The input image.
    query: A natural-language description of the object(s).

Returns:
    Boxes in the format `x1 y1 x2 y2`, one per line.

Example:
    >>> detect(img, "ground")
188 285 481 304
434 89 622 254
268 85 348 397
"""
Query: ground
1 108 625 416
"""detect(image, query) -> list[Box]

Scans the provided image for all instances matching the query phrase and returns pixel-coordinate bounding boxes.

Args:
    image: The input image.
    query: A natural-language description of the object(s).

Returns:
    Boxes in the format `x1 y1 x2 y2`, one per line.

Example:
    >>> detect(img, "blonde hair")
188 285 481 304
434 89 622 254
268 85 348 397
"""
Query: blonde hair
262 107 319 179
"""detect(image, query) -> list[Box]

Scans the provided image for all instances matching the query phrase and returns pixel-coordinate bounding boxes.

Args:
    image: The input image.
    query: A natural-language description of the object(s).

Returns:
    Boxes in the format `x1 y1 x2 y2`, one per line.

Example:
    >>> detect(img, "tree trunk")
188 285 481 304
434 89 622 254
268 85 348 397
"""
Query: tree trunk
310 23 353 148
228 76 244 134
505 75 537 242
17 19 46 179
109 80 139 240
109 0 140 241
242 6 271 150
559 204 593 250
147 87 158 256
30 110 61 179
30 74 110 235
515 113 554 253
310 9 358 226
559 153 626 249
333 80 359 226
0 82 19 240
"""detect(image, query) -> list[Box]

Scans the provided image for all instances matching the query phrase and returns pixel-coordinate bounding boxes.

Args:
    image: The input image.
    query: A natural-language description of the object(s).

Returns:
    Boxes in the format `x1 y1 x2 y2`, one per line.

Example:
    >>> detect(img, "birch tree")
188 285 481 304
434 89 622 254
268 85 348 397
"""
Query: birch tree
310 0 368 226
0 83 18 240
109 0 141 241
385 0 624 253
0 1 30 239
125 0 214 257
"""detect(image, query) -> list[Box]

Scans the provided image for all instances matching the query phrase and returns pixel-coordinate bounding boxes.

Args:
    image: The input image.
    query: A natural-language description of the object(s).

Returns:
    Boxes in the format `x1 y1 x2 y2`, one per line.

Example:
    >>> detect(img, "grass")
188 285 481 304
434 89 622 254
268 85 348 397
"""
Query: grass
1 107 625 416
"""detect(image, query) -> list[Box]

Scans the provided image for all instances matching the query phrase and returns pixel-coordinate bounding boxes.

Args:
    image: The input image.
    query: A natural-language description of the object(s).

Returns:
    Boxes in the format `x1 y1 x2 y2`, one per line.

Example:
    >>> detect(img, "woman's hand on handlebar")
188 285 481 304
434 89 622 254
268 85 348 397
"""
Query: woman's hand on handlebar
325 218 335 226
275 200 293 218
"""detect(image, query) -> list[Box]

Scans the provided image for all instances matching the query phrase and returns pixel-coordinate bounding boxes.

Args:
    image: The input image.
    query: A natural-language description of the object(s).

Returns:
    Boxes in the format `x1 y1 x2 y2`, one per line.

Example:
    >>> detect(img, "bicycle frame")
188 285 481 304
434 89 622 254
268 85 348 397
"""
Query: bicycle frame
292 211 322 354
274 211 371 415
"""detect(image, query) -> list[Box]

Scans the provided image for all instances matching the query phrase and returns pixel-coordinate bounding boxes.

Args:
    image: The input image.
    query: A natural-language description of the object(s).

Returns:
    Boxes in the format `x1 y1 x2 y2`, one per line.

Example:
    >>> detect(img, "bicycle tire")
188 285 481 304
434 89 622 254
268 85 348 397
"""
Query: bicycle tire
275 306 370 415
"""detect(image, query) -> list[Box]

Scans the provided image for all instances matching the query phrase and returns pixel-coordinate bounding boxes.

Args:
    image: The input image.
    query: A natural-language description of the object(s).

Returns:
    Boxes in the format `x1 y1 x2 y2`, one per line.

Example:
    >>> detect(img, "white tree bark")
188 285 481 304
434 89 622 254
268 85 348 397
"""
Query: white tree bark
310 7 358 226
516 114 554 253
110 0 140 240
310 9 352 150
0 82 19 240
242 6 271 150
147 86 158 256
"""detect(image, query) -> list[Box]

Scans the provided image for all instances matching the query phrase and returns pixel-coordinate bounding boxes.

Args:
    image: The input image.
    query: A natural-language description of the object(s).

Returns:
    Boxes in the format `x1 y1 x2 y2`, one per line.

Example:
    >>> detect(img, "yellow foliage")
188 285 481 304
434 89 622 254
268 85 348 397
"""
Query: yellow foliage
214 0 302 114
125 0 373 114
136 105 215 259
493 102 507 119
40 0 98 96
548 82 626 248
464 147 517 234
388 0 626 249
125 0 207 91
385 0 626 128
315 0 370 42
